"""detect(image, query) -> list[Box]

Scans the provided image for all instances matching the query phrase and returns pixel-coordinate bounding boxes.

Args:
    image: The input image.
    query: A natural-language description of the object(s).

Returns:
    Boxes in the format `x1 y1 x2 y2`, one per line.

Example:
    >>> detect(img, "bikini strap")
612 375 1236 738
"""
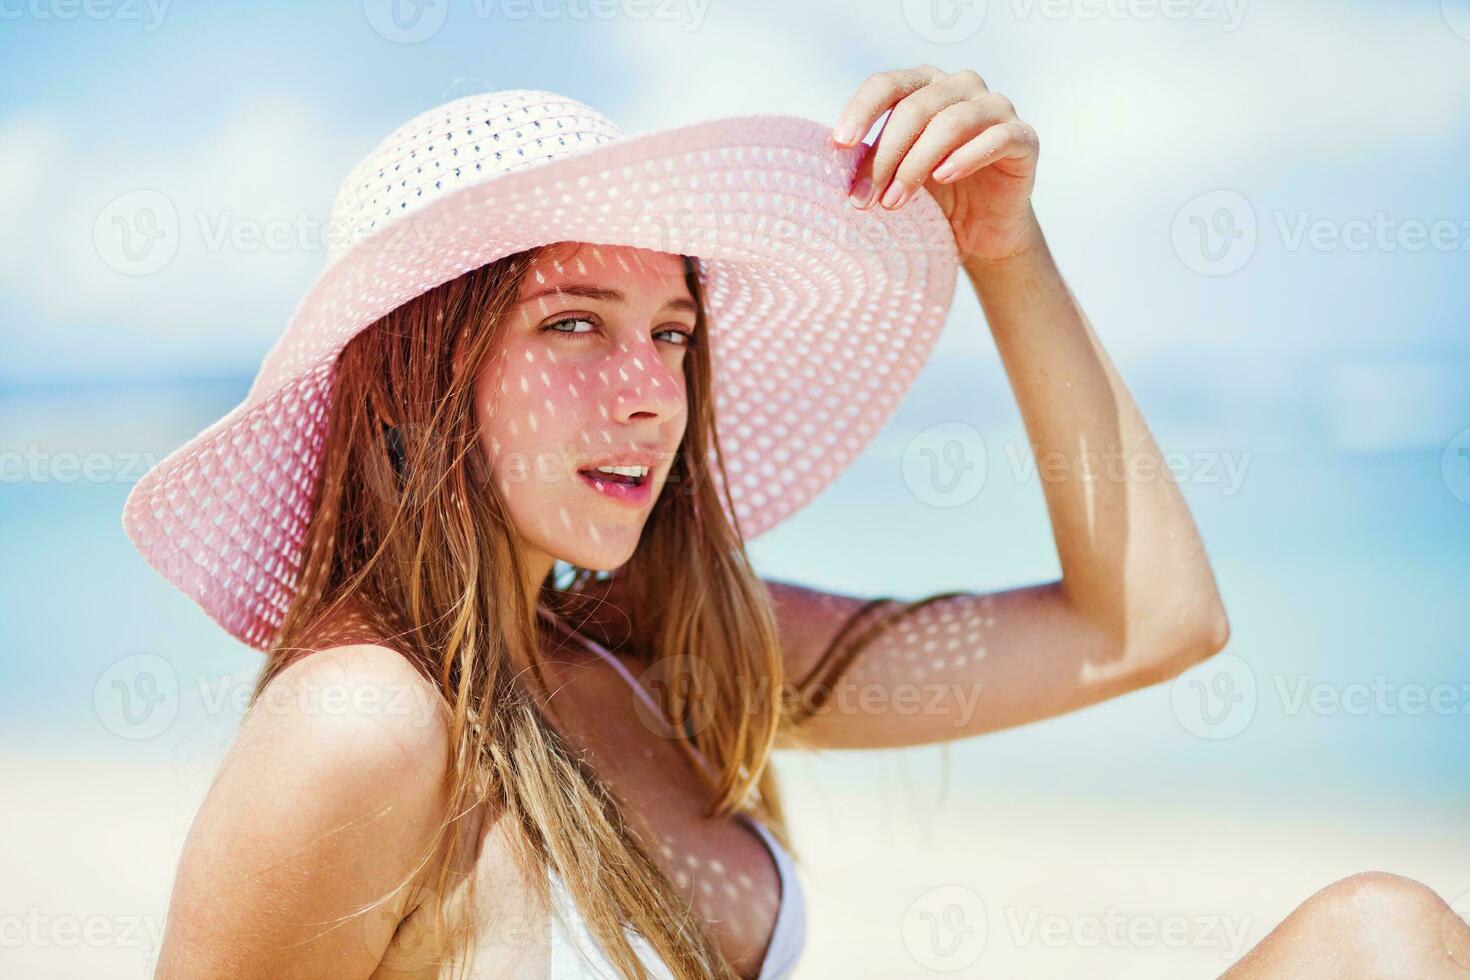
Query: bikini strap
536 603 666 716
535 603 726 781
538 605 732 781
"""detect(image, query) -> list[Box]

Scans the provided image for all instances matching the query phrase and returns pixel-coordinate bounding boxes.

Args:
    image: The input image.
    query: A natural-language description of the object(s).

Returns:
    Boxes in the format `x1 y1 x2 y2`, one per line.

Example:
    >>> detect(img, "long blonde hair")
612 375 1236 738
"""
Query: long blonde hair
243 242 926 977
238 239 782 980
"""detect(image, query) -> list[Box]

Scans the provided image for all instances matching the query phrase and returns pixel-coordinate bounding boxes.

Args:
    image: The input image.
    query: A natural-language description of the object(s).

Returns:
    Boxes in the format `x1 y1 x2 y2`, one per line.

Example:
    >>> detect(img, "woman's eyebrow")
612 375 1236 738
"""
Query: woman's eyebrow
518 282 697 315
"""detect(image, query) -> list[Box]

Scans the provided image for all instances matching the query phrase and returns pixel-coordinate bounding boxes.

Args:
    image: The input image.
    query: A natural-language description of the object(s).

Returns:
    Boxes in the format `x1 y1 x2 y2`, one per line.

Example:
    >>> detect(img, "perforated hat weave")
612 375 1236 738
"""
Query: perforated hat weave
121 88 960 651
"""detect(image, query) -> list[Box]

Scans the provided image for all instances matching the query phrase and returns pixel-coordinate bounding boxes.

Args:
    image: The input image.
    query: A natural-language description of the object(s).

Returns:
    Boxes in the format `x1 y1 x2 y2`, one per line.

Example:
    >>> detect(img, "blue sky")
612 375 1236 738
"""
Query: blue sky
3 1 1467 452
1 1 1468 809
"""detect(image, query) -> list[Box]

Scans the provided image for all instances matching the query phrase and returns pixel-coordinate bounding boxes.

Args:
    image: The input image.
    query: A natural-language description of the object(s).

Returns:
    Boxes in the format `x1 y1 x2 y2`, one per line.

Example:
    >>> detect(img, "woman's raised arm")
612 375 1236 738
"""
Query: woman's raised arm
767 66 1230 752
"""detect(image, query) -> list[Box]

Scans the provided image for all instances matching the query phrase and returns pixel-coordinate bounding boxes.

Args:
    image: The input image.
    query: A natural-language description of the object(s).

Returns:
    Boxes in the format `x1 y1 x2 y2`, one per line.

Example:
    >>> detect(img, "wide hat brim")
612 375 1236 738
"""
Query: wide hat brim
122 107 960 652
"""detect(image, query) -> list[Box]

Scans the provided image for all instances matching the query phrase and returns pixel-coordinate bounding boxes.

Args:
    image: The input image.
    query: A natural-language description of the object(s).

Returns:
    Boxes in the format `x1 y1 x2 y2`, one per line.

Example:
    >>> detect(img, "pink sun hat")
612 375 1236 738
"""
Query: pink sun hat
121 88 960 652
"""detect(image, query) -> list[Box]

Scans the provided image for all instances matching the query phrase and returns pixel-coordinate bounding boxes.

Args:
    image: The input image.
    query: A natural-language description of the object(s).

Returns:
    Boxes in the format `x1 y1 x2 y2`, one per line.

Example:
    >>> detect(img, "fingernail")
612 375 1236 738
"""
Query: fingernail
879 180 906 209
932 162 956 182
848 176 874 208
833 119 859 145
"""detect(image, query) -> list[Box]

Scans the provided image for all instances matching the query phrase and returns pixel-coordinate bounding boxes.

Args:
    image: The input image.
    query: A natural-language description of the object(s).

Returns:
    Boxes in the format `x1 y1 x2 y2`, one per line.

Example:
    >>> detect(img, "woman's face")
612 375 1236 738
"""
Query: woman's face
474 242 696 585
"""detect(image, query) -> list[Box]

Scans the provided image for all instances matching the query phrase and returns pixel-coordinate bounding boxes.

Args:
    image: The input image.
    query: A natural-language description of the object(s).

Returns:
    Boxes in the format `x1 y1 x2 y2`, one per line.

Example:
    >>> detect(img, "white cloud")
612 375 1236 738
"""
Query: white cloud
605 3 864 128
2 0 1465 381
0 93 347 378
0 112 68 278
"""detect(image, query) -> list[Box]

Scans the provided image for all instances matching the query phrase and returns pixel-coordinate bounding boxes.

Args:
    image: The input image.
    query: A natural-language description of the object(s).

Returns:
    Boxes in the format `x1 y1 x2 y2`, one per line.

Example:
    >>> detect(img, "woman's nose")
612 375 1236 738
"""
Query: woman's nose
602 339 685 423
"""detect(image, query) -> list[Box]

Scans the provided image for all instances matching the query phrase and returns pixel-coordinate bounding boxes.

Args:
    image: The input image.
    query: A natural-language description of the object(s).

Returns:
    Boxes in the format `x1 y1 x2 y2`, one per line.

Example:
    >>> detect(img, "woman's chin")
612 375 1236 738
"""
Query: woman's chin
553 536 640 573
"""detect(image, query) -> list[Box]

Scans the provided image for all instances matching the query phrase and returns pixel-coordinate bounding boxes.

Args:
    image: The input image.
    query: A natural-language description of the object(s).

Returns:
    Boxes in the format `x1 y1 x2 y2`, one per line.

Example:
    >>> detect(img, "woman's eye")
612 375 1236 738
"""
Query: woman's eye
544 316 597 336
544 317 694 348
655 328 695 347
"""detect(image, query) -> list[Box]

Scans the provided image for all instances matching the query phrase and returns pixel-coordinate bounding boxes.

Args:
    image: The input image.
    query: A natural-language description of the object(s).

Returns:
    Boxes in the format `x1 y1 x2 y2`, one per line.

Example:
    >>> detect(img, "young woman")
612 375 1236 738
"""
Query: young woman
127 68 1470 979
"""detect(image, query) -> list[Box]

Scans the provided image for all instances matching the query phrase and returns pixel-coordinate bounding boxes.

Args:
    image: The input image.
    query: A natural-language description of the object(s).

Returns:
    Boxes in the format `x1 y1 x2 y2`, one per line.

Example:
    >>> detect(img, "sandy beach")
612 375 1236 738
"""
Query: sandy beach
6 747 1466 979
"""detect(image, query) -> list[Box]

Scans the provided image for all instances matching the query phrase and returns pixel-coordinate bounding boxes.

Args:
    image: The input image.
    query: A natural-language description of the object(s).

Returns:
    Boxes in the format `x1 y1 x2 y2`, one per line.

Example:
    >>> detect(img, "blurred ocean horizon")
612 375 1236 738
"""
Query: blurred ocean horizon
5 359 1467 813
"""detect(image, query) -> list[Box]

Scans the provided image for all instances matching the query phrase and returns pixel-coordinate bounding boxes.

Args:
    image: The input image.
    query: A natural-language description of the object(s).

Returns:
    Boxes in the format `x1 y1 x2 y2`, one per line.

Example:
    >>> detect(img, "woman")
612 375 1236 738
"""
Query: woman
126 69 1470 978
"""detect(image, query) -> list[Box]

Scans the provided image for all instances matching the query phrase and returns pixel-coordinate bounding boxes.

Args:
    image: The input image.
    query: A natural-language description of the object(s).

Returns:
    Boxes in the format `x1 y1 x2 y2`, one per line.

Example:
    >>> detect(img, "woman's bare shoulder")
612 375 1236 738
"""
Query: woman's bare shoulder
154 638 456 977
247 640 450 768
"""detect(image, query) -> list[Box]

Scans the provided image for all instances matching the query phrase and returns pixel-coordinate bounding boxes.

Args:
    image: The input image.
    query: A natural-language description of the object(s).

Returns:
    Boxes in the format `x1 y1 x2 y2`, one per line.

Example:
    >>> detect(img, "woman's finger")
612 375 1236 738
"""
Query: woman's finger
856 72 987 208
930 119 1039 184
830 64 946 148
877 96 1013 210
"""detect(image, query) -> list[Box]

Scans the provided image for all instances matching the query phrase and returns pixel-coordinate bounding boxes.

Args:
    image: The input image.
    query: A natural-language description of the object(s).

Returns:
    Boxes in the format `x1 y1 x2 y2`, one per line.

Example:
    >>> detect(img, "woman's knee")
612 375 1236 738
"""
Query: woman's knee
1305 871 1452 926
1298 871 1469 976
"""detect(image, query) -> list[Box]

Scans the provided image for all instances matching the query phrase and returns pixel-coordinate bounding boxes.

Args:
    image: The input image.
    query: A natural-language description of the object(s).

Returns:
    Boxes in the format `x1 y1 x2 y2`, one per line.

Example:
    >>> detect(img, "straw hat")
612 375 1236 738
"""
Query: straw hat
121 88 959 651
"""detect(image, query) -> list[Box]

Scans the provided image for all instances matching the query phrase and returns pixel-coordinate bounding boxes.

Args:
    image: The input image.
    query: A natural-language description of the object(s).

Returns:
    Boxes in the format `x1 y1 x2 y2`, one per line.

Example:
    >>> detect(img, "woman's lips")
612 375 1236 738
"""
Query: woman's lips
576 468 653 507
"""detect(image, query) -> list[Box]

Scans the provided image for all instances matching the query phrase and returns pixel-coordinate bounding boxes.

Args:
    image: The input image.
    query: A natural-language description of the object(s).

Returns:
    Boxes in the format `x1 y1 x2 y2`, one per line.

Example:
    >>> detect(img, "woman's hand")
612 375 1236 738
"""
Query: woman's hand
832 64 1041 265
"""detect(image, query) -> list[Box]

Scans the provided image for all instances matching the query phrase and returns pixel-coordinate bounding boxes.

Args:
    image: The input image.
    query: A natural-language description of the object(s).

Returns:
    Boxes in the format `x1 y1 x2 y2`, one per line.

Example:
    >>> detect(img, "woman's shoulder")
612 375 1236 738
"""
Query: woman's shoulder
156 631 459 975
236 640 453 858
239 597 453 822
262 640 447 740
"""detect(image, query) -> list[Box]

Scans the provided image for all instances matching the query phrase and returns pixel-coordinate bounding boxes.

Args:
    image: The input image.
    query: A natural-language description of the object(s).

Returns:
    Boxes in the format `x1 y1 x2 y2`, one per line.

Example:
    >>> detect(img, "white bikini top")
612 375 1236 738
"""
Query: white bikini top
535 604 808 980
